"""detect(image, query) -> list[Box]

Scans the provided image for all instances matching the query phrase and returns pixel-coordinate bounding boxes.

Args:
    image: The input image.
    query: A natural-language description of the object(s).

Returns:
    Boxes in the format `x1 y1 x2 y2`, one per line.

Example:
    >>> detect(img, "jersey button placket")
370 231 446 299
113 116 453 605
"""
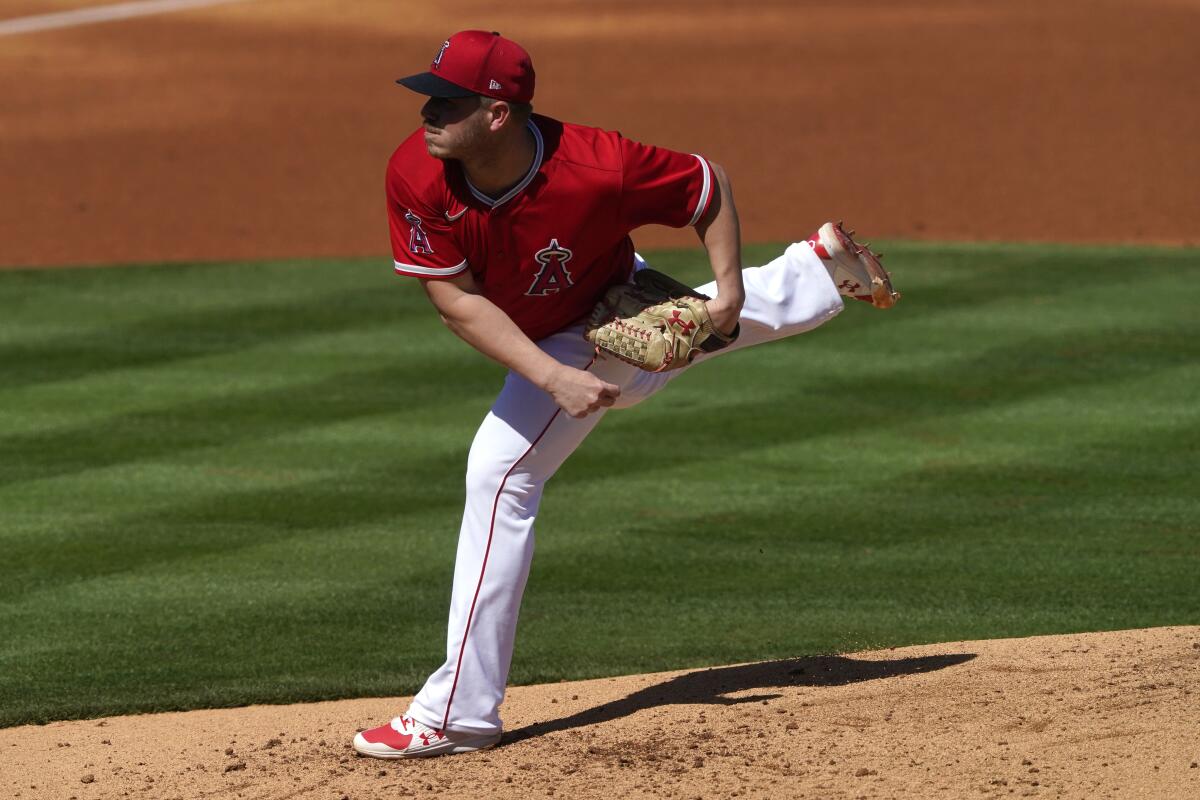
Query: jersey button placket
489 208 511 261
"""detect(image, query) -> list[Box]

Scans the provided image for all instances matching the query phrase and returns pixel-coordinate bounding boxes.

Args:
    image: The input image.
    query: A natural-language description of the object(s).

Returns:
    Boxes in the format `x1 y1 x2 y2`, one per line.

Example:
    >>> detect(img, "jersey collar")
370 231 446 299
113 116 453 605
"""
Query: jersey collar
462 119 544 210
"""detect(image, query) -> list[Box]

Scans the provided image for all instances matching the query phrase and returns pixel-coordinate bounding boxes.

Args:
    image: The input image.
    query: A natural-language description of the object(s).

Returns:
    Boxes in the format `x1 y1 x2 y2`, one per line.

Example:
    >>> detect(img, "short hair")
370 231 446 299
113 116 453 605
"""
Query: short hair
480 96 533 124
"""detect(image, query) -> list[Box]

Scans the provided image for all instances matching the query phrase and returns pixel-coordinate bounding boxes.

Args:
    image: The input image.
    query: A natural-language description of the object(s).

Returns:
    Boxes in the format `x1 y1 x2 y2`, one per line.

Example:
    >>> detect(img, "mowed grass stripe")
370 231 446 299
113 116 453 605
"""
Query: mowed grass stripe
1 242 1197 726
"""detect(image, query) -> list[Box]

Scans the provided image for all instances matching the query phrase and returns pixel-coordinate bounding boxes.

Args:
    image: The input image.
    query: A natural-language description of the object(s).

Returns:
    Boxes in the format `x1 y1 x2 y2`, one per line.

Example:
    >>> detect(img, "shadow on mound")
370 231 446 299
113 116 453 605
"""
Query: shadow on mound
503 652 975 746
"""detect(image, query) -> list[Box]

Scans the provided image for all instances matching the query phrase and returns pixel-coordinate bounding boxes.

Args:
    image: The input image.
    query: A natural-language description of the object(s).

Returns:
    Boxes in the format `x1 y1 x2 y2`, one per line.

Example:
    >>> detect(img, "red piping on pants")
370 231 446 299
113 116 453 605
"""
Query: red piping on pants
440 356 598 731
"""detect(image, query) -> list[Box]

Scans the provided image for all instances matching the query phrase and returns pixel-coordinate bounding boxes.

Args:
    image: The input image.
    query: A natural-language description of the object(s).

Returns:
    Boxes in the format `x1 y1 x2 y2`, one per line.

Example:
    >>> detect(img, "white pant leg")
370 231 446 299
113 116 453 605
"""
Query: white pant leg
408 241 842 734
695 241 844 352
407 330 608 735
621 242 845 401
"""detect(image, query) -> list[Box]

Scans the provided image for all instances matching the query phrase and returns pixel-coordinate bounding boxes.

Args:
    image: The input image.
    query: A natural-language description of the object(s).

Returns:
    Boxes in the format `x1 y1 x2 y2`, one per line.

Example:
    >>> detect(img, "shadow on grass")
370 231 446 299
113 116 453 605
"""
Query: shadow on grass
502 652 975 746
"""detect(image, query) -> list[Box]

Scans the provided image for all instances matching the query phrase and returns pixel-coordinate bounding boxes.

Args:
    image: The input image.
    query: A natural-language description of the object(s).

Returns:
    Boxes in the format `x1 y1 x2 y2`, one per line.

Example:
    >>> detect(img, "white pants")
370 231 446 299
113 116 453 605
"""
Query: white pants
407 242 844 734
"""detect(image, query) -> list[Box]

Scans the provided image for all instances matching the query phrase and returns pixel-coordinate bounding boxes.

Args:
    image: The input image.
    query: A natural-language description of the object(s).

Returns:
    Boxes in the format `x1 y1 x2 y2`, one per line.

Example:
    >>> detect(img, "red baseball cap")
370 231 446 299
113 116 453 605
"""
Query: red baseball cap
397 30 535 104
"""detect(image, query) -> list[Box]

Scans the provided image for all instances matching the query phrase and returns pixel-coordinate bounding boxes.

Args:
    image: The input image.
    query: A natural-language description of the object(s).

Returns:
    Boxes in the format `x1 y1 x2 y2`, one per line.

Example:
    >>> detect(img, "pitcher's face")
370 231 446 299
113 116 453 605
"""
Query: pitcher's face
420 96 489 160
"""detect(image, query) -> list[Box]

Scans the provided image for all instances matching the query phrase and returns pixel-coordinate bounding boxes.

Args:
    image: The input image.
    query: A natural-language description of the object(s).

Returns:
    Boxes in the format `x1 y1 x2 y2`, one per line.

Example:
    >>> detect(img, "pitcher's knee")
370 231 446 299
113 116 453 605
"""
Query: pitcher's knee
465 445 553 501
465 450 509 498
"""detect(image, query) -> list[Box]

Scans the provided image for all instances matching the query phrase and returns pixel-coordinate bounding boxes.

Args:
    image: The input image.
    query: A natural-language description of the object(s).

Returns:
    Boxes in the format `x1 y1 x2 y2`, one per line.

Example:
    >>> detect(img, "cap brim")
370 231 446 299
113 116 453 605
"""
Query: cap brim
396 72 477 98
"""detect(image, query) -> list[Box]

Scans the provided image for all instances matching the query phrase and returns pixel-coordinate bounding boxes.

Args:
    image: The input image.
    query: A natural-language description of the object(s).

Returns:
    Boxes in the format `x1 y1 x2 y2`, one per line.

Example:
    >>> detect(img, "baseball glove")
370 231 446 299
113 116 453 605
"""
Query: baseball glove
583 268 739 372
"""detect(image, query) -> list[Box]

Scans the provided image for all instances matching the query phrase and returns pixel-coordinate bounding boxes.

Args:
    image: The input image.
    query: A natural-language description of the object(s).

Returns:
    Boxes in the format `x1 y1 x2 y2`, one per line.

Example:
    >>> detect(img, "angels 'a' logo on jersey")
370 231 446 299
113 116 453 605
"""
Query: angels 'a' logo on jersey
527 239 575 296
404 210 434 255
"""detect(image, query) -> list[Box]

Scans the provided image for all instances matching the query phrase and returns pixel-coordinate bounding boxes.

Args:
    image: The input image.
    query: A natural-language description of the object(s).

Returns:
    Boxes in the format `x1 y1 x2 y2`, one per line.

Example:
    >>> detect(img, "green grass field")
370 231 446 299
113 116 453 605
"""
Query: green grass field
2 241 1198 728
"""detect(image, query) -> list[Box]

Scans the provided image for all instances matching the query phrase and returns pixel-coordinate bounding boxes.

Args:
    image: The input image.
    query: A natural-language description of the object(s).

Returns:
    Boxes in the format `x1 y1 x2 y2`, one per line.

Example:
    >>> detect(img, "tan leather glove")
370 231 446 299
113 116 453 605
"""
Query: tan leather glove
584 268 739 372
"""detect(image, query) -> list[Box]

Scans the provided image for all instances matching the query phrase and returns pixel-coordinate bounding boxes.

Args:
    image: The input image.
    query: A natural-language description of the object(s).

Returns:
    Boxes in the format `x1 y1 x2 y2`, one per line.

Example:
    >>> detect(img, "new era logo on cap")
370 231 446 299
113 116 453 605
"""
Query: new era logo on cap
397 30 535 104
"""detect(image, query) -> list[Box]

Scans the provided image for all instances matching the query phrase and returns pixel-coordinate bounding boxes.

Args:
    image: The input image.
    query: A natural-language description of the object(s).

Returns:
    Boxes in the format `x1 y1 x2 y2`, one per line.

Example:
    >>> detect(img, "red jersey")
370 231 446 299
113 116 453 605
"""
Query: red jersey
386 115 714 341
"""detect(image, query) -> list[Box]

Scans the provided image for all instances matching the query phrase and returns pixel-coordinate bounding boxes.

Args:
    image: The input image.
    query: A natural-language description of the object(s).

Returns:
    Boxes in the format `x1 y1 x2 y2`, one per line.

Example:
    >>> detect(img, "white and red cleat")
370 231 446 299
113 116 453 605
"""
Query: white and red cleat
805 221 900 309
353 715 501 759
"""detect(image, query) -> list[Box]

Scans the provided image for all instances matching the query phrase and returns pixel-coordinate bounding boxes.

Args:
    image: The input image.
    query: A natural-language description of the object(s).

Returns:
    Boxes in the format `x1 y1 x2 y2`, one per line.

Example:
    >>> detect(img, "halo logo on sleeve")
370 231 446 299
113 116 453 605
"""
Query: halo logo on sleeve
526 239 575 296
405 211 435 255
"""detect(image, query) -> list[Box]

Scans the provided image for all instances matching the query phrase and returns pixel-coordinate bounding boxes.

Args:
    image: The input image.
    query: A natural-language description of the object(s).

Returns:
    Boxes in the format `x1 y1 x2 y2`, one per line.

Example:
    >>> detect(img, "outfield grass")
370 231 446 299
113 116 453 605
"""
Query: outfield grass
1 241 1198 727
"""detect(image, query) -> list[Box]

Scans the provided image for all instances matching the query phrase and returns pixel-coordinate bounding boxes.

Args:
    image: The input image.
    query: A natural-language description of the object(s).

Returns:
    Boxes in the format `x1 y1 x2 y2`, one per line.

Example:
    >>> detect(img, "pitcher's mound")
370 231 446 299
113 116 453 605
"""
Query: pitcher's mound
3 626 1197 799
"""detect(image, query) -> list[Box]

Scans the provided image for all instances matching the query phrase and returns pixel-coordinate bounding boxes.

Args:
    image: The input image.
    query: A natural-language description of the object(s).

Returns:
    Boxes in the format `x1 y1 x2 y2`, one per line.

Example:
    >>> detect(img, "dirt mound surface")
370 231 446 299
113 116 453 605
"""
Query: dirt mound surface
3 626 1197 799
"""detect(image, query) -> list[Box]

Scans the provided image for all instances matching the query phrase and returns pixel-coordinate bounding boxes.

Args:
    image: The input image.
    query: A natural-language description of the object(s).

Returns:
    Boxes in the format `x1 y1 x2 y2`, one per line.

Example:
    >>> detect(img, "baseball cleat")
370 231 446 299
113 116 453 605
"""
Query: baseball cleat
805 221 900 308
353 715 501 759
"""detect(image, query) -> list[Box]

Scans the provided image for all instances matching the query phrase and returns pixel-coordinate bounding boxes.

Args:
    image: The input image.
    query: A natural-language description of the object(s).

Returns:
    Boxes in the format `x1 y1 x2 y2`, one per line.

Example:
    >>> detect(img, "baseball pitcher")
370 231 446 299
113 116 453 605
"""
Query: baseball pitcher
353 30 899 759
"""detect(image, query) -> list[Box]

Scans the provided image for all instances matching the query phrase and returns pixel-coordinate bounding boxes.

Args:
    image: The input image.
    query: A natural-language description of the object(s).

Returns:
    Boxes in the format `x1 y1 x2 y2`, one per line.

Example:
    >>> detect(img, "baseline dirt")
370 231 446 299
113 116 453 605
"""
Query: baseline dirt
3 627 1197 799
2 0 1199 268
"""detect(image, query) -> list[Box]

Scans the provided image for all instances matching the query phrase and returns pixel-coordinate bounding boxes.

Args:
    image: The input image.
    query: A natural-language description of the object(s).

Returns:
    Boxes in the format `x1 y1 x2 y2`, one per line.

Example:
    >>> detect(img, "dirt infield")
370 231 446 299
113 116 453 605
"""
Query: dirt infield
2 0 1199 268
3 627 1197 799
